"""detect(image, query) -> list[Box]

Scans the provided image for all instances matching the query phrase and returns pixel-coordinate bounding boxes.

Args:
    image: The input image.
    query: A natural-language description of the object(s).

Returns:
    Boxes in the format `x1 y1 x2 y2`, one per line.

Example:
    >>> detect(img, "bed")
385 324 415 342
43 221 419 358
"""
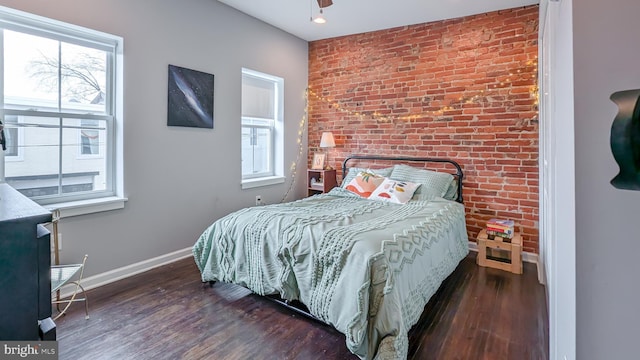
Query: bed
193 155 469 359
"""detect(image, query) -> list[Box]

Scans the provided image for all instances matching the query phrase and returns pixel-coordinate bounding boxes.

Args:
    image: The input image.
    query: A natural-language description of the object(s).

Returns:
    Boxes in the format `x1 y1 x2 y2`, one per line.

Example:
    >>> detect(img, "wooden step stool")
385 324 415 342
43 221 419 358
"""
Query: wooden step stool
476 229 522 274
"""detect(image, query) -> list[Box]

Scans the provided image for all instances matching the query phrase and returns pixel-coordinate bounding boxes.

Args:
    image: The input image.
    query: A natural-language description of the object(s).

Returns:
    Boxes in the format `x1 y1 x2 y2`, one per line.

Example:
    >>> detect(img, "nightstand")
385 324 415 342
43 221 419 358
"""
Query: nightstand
307 169 337 196
476 229 522 274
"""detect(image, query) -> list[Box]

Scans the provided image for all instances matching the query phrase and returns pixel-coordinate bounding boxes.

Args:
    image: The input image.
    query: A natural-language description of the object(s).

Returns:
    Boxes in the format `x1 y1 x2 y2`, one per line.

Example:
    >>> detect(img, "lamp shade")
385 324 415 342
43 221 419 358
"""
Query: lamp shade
312 13 327 24
319 132 335 148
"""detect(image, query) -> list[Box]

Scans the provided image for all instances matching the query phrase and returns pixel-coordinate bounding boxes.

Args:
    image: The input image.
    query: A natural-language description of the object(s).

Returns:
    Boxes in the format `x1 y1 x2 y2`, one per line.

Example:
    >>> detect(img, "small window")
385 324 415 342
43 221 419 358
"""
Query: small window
241 69 284 185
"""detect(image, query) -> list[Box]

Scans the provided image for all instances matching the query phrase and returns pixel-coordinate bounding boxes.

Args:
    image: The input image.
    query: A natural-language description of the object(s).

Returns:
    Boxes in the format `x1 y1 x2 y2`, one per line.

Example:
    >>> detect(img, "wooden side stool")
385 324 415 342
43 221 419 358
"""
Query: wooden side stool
476 229 522 274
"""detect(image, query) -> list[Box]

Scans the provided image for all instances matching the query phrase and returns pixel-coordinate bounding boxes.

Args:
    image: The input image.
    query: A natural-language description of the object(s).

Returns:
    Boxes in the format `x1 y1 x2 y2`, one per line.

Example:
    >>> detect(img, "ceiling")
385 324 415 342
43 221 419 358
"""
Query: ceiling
218 0 539 41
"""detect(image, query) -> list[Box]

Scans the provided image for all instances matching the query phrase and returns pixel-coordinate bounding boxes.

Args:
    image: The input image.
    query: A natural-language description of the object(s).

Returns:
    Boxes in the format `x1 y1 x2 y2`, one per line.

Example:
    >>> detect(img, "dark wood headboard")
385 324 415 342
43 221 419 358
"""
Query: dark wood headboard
342 155 464 203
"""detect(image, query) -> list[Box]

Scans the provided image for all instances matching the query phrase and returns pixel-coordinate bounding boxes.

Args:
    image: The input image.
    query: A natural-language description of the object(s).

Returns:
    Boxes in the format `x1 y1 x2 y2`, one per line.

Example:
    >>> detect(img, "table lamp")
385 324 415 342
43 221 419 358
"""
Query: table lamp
319 131 335 170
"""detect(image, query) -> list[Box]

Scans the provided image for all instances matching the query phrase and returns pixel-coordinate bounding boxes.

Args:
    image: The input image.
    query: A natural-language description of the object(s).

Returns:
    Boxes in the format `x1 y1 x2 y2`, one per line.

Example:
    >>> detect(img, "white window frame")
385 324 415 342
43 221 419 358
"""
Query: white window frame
0 6 125 216
241 68 284 189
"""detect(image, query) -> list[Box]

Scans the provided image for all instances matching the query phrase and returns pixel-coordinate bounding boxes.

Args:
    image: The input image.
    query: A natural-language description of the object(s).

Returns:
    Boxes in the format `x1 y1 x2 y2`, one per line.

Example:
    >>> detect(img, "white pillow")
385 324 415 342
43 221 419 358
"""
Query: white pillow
368 178 420 204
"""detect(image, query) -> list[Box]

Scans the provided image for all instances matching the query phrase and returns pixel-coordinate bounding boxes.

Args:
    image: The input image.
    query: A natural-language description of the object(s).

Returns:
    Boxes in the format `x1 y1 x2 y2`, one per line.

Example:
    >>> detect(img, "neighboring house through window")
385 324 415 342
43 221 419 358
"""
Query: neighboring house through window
241 68 284 189
3 115 20 158
80 119 101 156
0 6 123 208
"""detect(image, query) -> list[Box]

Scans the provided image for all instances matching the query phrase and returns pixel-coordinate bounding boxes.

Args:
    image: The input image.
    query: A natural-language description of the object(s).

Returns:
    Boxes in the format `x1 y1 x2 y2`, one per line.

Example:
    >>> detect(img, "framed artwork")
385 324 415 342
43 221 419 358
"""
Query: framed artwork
312 153 326 169
167 64 214 129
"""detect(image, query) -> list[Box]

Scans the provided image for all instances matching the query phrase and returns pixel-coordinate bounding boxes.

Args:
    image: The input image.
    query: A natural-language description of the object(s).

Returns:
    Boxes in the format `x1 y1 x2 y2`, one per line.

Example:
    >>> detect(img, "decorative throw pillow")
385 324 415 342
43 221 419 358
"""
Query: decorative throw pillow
390 164 453 199
345 171 386 198
341 167 393 188
368 178 420 204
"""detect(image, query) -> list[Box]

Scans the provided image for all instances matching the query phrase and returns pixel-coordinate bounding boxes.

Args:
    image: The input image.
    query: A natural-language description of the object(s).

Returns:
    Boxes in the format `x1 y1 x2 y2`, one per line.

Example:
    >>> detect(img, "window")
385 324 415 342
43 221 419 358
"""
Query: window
241 68 284 188
0 6 123 207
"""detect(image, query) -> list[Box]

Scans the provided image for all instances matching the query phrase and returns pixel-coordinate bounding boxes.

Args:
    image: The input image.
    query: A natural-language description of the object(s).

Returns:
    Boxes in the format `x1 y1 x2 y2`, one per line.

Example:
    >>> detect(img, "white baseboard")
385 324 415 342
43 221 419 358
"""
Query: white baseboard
537 256 547 285
468 240 539 265
56 247 193 299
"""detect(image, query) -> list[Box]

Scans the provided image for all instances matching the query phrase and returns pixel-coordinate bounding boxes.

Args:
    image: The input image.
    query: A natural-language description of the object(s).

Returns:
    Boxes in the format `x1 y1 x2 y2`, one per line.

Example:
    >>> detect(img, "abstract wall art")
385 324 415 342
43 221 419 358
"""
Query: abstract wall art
167 64 214 129
610 88 640 190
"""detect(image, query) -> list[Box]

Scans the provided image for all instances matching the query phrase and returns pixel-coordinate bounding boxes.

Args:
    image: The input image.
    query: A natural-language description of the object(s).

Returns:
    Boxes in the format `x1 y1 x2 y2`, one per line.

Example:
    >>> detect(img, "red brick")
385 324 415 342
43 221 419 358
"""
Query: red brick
309 6 539 252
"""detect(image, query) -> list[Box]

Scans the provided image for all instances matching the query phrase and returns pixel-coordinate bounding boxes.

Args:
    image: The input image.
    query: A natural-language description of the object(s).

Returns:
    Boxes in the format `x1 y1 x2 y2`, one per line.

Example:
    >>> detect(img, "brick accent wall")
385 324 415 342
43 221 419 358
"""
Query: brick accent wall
308 6 539 253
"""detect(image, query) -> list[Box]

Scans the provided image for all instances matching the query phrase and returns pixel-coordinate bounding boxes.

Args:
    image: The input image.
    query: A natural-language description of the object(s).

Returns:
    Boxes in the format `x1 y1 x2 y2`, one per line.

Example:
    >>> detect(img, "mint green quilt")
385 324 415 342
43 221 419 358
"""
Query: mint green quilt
193 187 469 359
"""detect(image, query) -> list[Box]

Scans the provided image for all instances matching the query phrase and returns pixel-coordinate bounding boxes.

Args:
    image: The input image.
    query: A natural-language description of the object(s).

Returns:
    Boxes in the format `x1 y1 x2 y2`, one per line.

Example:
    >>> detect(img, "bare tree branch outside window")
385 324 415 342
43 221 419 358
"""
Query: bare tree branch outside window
27 50 106 105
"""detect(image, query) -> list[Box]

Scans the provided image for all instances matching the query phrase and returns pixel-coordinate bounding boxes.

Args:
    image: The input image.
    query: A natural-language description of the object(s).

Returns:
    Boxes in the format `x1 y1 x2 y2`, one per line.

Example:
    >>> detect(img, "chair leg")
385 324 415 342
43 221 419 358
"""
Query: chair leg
52 281 89 320
52 254 90 320
76 282 90 320
55 289 62 313
53 281 80 320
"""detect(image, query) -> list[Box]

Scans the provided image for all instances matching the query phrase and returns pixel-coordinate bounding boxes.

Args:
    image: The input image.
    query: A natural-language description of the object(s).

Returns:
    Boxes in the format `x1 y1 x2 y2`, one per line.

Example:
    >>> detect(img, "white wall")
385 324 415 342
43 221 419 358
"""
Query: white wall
0 0 308 276
573 0 640 358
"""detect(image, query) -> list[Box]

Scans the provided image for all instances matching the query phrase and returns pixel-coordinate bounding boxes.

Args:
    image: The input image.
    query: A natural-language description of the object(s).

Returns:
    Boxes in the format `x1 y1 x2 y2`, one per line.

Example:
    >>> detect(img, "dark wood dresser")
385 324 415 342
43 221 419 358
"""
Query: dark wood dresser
0 183 56 340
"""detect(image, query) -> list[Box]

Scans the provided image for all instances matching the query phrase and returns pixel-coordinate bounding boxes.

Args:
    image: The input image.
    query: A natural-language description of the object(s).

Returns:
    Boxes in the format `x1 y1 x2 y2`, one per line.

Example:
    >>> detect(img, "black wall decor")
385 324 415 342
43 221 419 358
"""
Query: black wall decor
610 89 640 190
167 65 214 129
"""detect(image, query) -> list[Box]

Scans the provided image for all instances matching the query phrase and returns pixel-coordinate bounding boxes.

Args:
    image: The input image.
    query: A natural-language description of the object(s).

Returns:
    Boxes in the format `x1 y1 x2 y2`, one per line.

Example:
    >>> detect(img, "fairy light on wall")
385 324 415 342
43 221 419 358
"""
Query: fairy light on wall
308 59 538 124
280 58 538 202
307 87 535 123
280 89 309 203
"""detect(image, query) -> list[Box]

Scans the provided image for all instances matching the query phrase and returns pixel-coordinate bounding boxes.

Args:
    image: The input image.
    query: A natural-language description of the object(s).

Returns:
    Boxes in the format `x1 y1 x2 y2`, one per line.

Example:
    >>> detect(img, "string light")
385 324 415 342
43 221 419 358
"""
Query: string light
280 89 309 203
308 59 538 124
279 59 539 202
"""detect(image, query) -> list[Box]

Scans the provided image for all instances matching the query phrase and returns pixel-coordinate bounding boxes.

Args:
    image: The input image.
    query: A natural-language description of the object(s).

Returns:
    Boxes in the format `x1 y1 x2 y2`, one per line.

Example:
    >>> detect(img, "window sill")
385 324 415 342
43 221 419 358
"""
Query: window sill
241 176 285 189
43 196 128 218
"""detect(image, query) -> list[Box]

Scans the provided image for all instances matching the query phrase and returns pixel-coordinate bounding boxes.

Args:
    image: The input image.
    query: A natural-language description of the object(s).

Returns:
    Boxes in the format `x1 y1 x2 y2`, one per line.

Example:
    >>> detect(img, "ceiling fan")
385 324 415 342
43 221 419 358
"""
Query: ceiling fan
312 0 333 24
317 0 333 8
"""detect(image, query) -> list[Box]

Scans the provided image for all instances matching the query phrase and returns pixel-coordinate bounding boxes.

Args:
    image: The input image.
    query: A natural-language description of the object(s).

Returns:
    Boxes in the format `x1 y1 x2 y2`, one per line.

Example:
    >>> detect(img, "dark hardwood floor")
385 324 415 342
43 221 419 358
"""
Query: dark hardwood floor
55 253 548 360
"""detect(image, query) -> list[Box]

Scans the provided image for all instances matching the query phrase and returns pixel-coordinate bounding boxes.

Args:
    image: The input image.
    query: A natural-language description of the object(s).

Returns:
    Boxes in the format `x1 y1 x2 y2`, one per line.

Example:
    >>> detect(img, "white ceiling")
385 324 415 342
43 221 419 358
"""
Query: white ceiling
218 0 539 41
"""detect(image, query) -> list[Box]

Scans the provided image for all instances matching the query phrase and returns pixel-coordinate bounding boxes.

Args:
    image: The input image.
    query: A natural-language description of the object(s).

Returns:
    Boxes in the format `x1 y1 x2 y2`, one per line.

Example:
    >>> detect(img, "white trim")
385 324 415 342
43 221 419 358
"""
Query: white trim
538 255 547 286
0 5 118 51
42 196 129 219
539 1 576 359
56 247 193 299
44 196 127 218
241 175 285 189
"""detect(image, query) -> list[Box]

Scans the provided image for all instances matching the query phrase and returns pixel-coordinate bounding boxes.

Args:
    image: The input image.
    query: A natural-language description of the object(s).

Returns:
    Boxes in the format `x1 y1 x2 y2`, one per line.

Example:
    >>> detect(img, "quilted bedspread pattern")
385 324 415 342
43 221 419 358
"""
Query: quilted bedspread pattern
193 188 468 359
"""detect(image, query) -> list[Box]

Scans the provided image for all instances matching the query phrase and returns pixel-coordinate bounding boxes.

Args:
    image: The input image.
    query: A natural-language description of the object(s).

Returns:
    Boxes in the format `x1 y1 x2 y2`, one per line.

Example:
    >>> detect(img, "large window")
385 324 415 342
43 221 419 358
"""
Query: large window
0 6 122 206
241 68 284 188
